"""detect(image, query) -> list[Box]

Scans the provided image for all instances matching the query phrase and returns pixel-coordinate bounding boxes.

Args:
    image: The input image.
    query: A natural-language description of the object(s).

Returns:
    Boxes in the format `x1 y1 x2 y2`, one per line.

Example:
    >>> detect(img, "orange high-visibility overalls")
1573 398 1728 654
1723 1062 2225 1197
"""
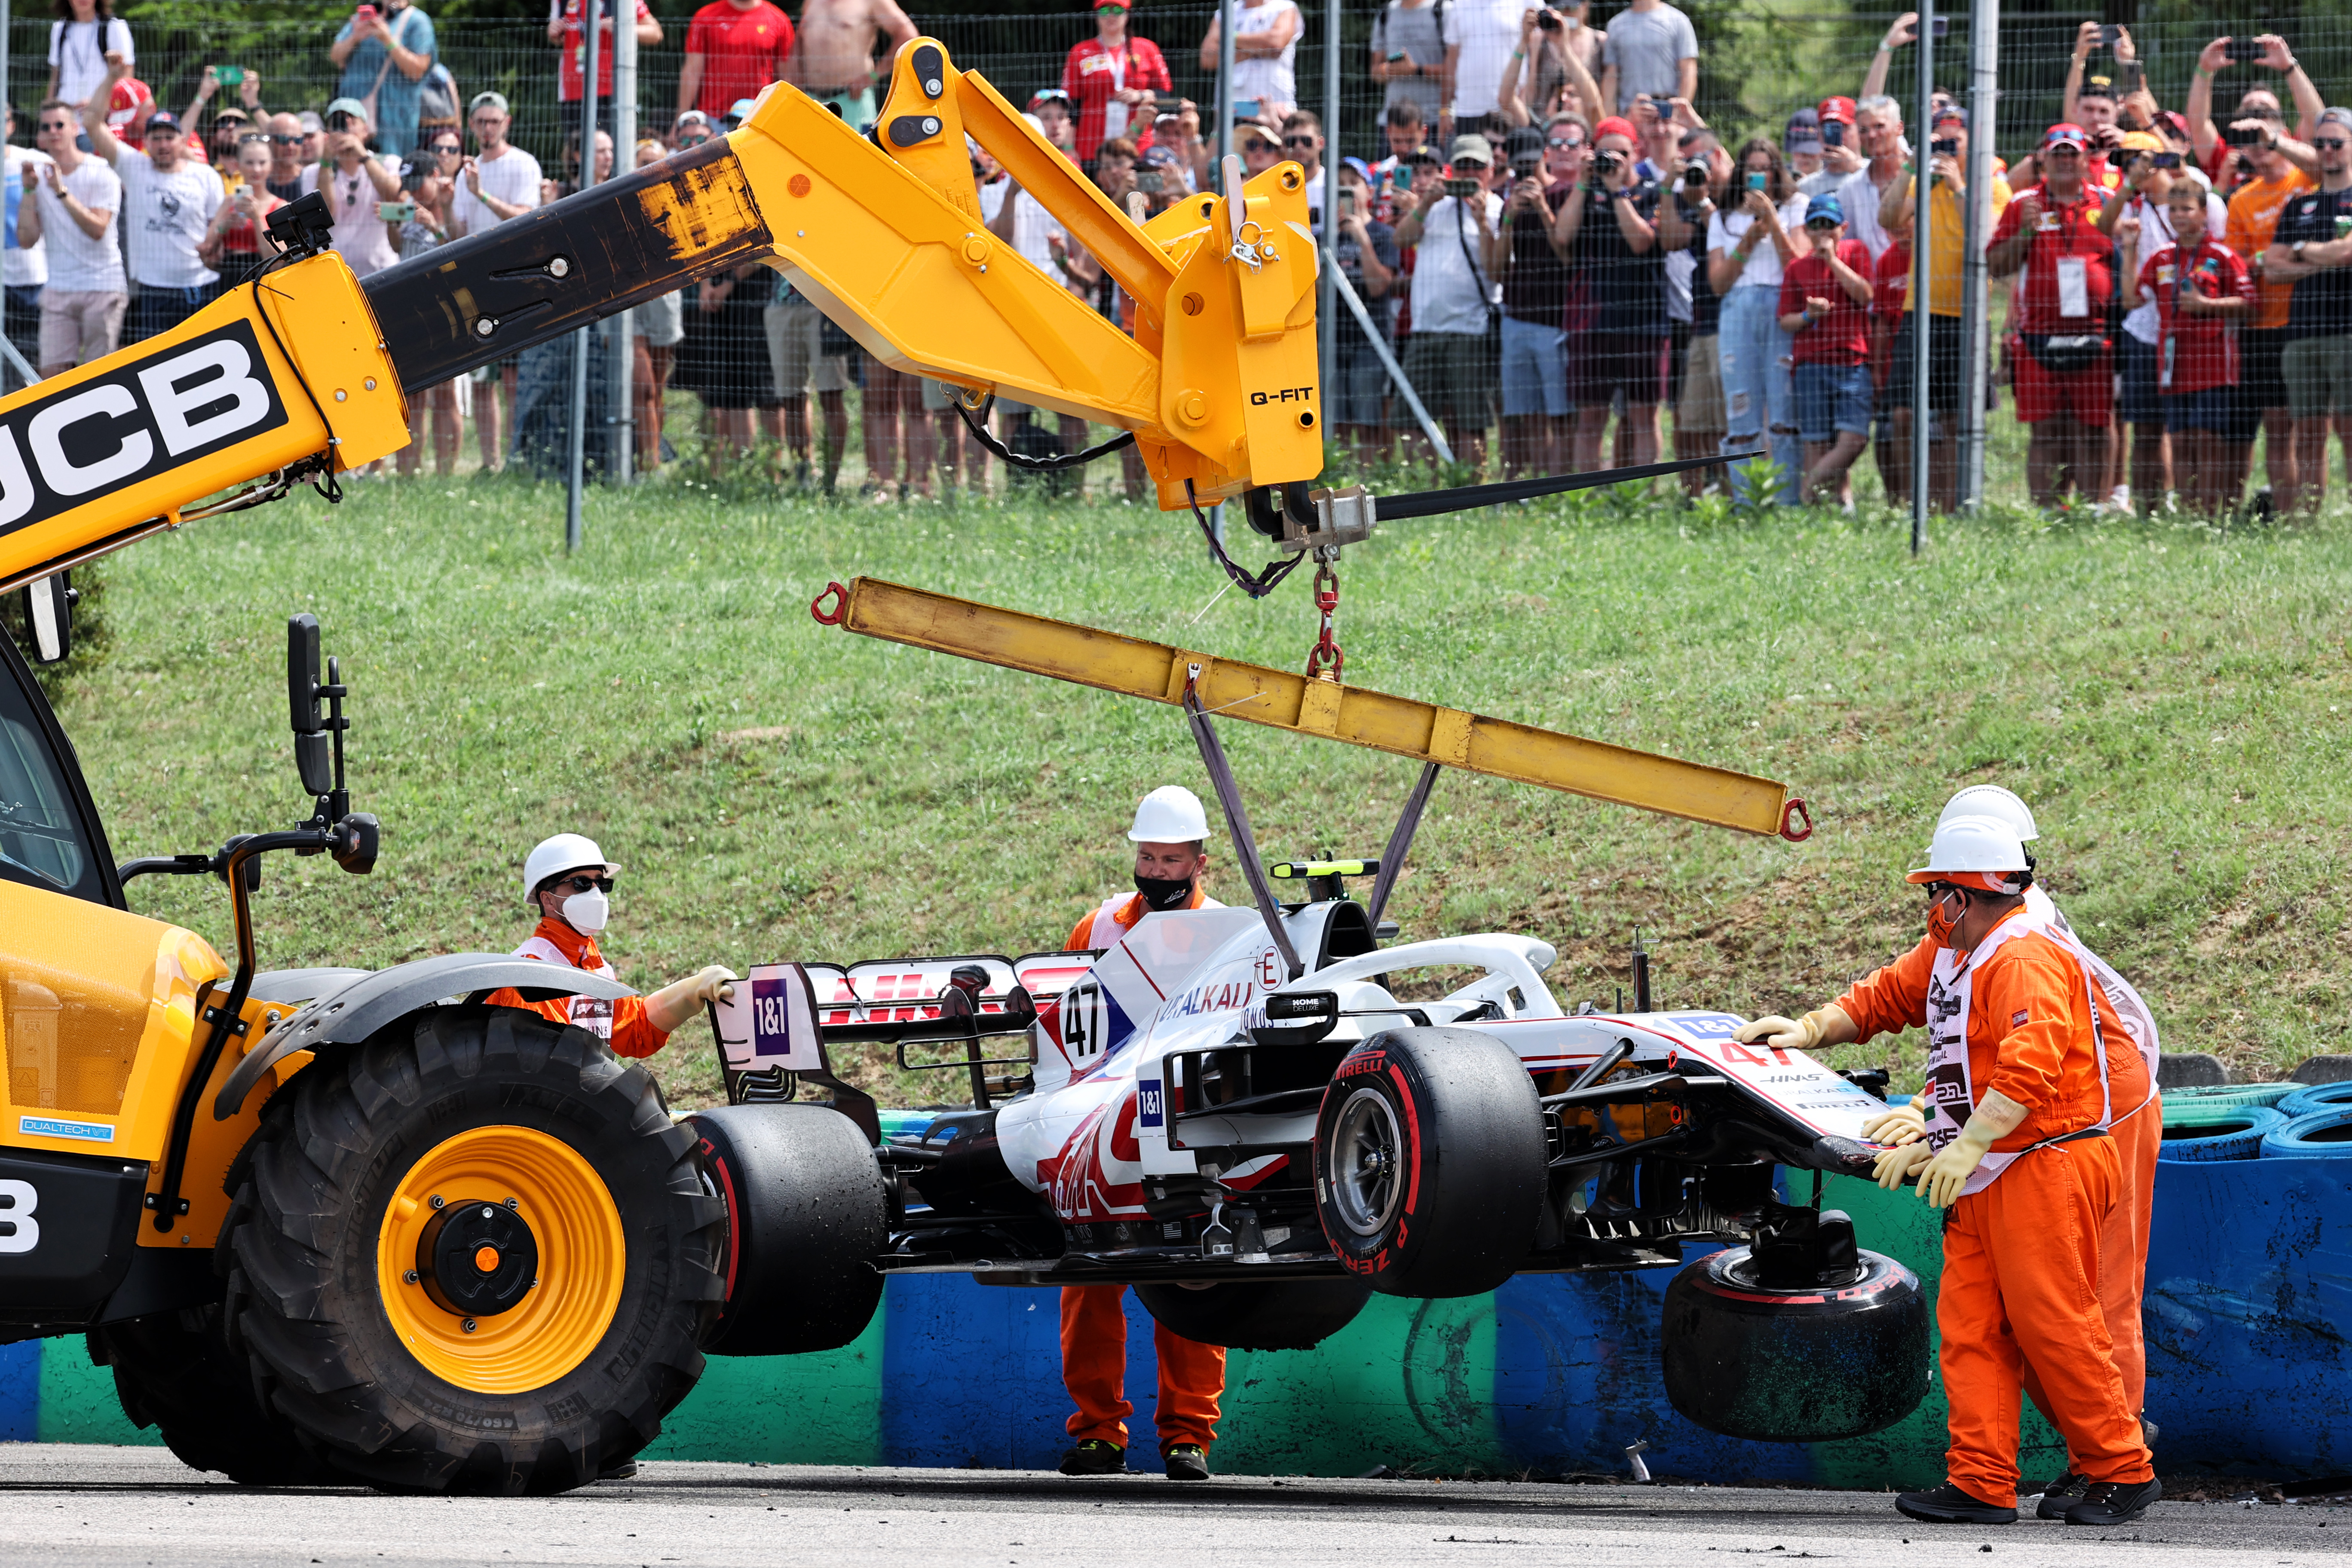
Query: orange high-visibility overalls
1838 911 2156 1510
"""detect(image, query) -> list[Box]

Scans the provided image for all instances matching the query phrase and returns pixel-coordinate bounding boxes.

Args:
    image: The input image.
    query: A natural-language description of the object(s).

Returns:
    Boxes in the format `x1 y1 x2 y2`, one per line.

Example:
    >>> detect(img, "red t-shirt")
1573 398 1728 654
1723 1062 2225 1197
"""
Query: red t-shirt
2139 239 2252 395
1989 184 2115 335
683 0 794 119
1778 239 1873 365
1870 240 1910 388
1061 36 1171 162
558 0 656 103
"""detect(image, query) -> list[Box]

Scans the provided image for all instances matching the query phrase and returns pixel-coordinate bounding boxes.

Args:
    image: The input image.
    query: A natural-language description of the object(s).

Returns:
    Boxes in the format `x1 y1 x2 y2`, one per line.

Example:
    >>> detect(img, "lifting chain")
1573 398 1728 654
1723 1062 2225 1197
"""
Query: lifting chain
1303 554 1344 682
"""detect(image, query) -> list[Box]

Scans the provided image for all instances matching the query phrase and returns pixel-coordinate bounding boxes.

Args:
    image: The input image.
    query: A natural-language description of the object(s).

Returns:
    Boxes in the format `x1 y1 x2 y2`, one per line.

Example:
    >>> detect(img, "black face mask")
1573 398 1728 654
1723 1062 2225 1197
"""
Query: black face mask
1133 873 1194 911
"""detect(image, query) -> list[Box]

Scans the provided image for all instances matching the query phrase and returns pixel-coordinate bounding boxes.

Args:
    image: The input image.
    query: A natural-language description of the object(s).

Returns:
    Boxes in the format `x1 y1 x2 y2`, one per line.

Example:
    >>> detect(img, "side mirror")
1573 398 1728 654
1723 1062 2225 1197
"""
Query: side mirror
329 813 380 875
287 613 332 797
1249 989 1339 1046
21 572 74 665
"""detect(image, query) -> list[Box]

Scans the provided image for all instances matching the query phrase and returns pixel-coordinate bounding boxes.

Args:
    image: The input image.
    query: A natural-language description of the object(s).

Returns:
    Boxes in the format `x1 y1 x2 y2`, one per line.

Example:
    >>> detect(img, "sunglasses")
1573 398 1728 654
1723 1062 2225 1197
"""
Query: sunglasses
270 134 303 145
1283 135 1317 148
1452 159 1488 171
1805 218 1838 230
432 143 463 153
1546 136 1583 149
677 132 713 146
553 875 615 895
2317 138 2351 150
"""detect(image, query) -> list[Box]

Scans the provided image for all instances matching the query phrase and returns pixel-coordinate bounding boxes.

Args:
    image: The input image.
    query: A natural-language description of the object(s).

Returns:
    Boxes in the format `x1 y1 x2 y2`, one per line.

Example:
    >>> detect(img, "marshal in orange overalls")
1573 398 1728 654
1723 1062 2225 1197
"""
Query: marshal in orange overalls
1838 914 2156 1510
485 916 670 1058
1059 888 1227 1460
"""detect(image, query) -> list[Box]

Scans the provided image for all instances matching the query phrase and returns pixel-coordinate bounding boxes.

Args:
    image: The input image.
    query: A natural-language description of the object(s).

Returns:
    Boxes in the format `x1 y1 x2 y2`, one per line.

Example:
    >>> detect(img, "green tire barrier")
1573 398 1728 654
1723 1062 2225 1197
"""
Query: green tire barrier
2260 1108 2352 1160
2278 1082 2352 1119
2163 1082 2298 1110
2158 1102 2288 1162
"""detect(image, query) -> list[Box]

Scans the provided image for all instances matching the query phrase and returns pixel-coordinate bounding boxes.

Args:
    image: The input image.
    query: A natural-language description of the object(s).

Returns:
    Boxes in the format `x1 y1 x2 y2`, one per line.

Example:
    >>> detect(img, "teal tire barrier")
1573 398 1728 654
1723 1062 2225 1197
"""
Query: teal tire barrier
2164 1083 2298 1111
2159 1102 2288 1162
2260 1108 2352 1160
2278 1082 2352 1119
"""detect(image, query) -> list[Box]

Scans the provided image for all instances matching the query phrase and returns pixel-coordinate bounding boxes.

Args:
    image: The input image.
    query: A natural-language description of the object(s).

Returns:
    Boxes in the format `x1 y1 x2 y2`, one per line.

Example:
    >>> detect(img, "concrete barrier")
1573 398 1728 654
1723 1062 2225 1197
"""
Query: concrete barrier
10 1161 2348 1484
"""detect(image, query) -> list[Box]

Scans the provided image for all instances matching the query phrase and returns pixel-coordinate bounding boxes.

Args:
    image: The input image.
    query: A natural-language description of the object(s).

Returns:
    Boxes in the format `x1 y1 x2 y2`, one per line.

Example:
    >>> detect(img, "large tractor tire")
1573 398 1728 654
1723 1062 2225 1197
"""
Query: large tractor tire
1660 1244 1928 1441
1311 1027 1547 1299
685 1104 885 1357
89 1305 334 1486
1135 1277 1374 1351
225 1007 726 1494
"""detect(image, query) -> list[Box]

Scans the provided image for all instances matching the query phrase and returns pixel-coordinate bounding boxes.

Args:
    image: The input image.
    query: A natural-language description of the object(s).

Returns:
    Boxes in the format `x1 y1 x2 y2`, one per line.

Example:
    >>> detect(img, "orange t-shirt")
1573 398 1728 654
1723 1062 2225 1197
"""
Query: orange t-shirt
485 917 667 1058
1835 918 2120 1151
2226 167 2318 331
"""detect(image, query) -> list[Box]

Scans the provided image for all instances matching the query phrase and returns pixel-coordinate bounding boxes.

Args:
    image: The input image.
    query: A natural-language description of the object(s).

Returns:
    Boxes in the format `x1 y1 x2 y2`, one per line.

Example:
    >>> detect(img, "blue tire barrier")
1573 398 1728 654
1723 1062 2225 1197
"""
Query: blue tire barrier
2157 1102 2288 1162
2163 1082 2298 1111
2277 1082 2352 1119
2260 1108 2352 1160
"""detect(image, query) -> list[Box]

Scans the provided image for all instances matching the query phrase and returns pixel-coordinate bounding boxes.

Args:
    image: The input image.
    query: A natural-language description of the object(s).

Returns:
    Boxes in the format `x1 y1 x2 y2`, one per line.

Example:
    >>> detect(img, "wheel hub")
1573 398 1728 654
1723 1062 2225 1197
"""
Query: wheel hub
416 1200 539 1318
1327 1087 1405 1238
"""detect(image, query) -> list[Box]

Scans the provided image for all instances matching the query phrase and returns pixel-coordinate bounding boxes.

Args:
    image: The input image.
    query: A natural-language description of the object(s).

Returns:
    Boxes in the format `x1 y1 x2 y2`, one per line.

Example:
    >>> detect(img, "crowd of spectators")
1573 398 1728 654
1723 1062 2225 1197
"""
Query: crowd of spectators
4 0 2350 515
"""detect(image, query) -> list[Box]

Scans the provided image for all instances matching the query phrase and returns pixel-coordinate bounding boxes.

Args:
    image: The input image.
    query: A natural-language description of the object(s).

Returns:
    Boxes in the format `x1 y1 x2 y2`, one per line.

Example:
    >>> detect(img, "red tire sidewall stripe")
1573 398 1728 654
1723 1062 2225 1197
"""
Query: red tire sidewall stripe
1389 1063 1424 1219
701 1138 742 1305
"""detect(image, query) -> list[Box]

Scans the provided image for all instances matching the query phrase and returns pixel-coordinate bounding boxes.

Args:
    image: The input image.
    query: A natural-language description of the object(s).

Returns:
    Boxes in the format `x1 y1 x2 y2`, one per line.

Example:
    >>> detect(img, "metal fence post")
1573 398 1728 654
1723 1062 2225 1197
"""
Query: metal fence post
1958 0 1998 512
1319 0 1338 416
565 0 600 552
609 0 637 484
1909 0 1933 554
1216 0 1235 178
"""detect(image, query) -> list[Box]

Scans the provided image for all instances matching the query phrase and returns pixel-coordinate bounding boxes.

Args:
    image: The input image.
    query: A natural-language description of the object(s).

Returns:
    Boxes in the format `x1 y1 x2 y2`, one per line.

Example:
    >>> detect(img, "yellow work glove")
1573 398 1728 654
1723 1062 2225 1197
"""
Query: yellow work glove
1859 1093 1928 1145
646 965 739 1035
1733 1005 1853 1054
1873 1139 1932 1191
1917 1121 1998 1209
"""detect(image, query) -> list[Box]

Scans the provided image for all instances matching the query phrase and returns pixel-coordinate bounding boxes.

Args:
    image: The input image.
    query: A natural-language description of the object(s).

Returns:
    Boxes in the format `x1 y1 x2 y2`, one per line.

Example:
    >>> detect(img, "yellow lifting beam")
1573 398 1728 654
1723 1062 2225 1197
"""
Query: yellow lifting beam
812 577 1811 841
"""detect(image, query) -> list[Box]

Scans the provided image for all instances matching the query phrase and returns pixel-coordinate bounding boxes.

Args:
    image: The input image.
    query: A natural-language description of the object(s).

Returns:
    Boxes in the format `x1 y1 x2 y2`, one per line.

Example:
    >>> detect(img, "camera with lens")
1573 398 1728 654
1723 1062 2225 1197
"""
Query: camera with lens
1595 150 1623 174
1681 161 1709 188
1537 9 1562 29
1136 169 1163 193
325 109 355 132
1931 137 1958 157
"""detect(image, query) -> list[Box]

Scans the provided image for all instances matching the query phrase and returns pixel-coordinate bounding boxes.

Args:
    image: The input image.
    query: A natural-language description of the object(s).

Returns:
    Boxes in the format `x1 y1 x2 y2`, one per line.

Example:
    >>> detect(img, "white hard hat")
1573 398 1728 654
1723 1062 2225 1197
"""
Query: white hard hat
1905 813 2030 891
1937 784 2039 843
523 833 618 904
1127 785 1213 844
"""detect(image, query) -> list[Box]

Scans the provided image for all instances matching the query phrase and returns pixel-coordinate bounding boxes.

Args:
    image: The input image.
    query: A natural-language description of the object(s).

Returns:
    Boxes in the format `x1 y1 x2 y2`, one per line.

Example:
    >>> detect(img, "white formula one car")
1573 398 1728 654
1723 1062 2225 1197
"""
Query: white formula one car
687 871 1929 1443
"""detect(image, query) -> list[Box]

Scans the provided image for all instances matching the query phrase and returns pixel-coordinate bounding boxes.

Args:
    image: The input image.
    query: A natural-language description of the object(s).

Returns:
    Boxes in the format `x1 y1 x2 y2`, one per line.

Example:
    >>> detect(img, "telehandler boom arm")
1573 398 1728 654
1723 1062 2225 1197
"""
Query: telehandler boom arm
0 39 1321 595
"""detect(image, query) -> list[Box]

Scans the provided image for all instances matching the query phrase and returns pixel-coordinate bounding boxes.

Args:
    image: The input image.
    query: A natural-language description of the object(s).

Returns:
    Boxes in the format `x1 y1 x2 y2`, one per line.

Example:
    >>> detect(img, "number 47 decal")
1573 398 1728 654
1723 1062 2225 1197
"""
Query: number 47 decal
0 1179 38 1253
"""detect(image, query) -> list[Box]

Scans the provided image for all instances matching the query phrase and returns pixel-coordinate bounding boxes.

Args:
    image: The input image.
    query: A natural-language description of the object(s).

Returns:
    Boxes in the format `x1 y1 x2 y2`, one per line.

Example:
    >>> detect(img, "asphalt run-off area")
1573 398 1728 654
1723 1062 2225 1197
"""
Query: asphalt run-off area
3 1445 2346 1568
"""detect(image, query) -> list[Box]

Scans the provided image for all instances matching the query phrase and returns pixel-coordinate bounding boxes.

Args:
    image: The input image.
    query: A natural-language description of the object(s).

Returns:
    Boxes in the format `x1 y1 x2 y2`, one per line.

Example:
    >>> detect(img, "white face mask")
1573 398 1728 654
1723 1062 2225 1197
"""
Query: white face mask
560 888 609 935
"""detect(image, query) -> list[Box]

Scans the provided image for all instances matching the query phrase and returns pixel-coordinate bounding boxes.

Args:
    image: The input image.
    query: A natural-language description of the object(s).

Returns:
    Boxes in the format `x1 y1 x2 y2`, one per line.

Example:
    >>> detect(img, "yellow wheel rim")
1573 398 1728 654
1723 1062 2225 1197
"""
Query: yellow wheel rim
377 1124 625 1395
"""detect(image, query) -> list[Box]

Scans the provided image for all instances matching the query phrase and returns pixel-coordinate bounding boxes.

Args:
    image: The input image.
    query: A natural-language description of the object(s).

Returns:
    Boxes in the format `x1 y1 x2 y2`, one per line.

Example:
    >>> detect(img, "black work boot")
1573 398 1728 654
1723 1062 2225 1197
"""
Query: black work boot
1895 1483 2018 1524
2034 1470 2088 1519
1058 1439 1126 1476
1163 1444 1210 1482
2065 1477 2162 1526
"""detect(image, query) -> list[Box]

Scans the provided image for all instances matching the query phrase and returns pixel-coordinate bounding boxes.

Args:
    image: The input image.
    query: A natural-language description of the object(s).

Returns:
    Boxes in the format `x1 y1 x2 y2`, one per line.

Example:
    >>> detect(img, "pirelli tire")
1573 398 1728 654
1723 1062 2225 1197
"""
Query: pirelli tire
1661 1244 1929 1442
225 1006 727 1494
1311 1027 1547 1299
1135 1277 1375 1351
88 1305 335 1486
685 1104 886 1357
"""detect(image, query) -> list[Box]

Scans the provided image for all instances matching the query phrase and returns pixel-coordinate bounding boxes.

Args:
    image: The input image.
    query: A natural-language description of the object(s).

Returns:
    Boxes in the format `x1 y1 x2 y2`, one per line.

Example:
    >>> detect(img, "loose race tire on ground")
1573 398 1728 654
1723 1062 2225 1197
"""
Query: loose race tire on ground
226 1006 726 1494
1135 1277 1374 1351
1312 1027 1546 1299
2157 1102 2287 1162
686 1104 886 1357
1661 1245 1929 1442
88 1306 335 1485
2261 1109 2352 1159
2278 1083 2352 1120
2164 1083 2297 1112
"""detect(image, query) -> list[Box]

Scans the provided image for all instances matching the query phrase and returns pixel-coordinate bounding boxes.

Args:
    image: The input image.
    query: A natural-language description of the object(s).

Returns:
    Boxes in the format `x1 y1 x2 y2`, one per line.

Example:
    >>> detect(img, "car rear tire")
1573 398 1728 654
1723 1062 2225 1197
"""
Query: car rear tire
225 1006 726 1494
1311 1026 1546 1299
89 1306 334 1486
1661 1243 1929 1441
1135 1277 1373 1351
686 1104 886 1356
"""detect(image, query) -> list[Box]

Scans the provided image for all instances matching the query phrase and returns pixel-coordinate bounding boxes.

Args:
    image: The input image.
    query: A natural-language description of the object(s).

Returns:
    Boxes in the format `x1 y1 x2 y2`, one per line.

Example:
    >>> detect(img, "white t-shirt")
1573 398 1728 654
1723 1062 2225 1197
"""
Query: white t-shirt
979 178 1068 280
1707 195 1810 291
320 157 399 279
49 18 134 106
35 156 125 294
1443 0 1540 122
1408 190 1502 334
5 146 54 290
1835 164 1905 260
1229 0 1301 110
450 145 543 237
2118 189 2229 344
116 149 223 289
